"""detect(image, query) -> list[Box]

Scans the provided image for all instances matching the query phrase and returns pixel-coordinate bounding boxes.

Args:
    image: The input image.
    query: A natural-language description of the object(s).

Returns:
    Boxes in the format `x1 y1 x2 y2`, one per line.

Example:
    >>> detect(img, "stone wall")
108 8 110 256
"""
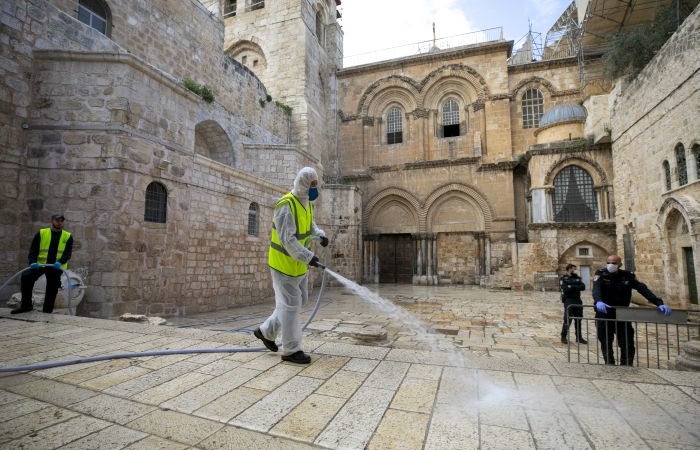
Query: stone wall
609 6 700 306
0 0 313 316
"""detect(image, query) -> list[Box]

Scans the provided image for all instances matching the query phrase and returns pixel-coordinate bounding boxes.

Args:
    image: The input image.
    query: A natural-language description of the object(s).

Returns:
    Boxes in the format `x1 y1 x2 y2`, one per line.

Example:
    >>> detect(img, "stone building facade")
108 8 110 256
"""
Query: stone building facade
1 0 697 317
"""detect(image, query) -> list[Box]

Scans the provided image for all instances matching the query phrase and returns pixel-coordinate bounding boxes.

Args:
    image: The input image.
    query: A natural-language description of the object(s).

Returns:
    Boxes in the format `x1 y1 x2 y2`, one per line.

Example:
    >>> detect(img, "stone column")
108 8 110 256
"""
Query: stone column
530 188 548 223
413 233 423 284
430 233 438 285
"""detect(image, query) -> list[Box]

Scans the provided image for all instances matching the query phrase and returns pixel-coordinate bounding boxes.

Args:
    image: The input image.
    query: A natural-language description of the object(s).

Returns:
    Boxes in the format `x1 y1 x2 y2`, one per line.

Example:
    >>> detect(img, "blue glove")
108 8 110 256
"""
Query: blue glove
595 301 609 313
320 236 329 247
30 263 40 269
53 262 62 270
658 305 671 316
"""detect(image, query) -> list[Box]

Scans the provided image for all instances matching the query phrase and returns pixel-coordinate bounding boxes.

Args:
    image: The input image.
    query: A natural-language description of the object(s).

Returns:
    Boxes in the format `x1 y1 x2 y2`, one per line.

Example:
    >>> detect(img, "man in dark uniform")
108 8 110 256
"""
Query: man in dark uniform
560 263 587 344
592 254 671 365
11 213 74 314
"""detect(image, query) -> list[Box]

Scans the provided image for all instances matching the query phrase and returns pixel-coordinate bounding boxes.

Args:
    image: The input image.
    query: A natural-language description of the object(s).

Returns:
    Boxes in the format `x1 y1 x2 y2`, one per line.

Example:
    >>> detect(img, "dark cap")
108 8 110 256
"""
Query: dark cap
51 214 65 221
565 263 577 270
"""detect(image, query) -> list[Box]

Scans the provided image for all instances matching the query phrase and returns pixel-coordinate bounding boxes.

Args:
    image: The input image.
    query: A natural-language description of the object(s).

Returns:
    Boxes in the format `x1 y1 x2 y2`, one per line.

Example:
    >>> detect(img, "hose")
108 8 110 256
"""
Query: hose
0 268 329 373
0 265 78 316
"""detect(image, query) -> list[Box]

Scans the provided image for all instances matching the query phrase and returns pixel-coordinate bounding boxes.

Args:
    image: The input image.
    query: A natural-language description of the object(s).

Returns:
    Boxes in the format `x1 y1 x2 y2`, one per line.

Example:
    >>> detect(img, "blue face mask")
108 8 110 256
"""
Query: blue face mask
308 187 319 201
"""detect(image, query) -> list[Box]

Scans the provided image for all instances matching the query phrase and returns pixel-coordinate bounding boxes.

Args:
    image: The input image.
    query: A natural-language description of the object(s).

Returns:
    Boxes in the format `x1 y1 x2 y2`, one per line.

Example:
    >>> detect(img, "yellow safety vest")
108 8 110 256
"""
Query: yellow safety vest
268 193 313 277
38 228 71 269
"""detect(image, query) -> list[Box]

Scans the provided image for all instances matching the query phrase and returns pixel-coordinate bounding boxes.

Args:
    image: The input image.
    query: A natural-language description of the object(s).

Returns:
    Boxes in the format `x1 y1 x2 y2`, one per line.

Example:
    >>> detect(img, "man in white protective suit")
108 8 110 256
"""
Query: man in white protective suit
254 167 328 364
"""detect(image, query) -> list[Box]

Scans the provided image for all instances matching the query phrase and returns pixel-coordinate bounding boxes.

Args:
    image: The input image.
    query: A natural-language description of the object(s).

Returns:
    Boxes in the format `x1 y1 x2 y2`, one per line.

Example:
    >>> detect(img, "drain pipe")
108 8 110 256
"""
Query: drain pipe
0 267 329 373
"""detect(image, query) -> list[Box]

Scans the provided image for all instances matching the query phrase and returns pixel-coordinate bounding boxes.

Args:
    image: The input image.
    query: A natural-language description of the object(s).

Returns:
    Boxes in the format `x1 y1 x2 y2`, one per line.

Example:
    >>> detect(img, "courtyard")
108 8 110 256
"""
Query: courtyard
1 281 699 449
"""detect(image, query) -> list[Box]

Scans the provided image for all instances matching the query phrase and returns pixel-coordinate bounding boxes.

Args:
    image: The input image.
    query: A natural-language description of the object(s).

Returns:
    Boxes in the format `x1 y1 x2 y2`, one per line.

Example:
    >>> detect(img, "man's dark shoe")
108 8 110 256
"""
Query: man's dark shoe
576 337 588 345
281 351 311 364
560 336 568 344
253 328 278 352
10 307 33 314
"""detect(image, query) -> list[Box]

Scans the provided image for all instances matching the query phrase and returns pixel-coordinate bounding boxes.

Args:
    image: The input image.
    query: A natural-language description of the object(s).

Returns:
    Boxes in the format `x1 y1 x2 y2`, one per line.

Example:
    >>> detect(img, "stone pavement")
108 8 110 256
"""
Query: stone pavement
1 283 699 449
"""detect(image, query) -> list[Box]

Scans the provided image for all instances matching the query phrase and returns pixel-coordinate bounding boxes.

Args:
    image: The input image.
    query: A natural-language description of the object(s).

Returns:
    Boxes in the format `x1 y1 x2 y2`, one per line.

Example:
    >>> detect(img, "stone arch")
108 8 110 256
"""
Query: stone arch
510 76 558 100
226 39 268 72
423 184 493 233
358 75 421 116
365 188 420 234
545 157 608 186
194 120 235 166
657 196 700 304
420 65 487 108
365 86 419 119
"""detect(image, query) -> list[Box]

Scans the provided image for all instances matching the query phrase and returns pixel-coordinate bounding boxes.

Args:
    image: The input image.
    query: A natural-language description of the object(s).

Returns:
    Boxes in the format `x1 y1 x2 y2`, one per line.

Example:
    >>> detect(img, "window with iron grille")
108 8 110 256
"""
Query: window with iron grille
387 107 403 144
78 0 109 35
248 202 259 236
522 88 543 129
553 166 597 222
251 0 264 10
145 182 167 223
694 144 700 180
442 98 460 138
663 160 672 190
676 143 688 186
224 0 237 16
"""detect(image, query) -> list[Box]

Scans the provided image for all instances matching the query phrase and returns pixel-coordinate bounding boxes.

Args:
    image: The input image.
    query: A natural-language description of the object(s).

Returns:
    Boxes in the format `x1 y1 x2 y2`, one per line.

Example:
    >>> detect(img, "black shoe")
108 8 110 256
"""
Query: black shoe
253 328 278 352
576 337 588 345
10 307 33 314
281 351 311 364
561 336 568 344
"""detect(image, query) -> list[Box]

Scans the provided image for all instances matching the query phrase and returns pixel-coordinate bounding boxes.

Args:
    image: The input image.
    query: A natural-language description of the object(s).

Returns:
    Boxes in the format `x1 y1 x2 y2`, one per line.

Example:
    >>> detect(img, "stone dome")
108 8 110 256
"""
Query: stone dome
538 103 587 128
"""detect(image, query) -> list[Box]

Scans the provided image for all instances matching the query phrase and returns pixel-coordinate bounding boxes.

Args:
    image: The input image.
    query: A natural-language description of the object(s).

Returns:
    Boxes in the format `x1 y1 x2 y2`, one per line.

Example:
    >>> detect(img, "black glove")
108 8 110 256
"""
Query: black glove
309 255 321 267
320 236 329 247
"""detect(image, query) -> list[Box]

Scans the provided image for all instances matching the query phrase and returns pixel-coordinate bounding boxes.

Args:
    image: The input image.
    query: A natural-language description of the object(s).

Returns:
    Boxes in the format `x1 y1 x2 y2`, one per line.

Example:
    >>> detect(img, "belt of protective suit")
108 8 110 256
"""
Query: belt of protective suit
268 193 313 277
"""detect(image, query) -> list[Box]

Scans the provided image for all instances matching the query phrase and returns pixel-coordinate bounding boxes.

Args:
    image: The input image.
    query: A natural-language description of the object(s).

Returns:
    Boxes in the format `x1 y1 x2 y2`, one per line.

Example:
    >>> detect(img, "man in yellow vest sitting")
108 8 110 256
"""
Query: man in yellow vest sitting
254 167 328 364
12 213 74 314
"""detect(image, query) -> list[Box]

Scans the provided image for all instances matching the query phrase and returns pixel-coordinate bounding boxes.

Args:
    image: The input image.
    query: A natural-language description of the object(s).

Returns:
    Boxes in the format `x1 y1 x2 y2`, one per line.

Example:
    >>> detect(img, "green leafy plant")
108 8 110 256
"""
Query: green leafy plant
274 100 293 116
259 98 266 107
603 5 681 79
182 77 214 103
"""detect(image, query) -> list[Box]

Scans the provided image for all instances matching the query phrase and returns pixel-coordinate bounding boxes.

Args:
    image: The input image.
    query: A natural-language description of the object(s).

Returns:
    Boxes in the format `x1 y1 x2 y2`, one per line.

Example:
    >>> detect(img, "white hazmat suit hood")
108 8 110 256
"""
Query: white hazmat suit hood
291 167 318 208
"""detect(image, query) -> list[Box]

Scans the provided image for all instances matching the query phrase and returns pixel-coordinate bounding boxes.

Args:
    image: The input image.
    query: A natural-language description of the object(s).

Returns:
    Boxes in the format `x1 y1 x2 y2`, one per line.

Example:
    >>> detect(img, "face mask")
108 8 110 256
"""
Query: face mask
308 187 319 201
606 263 619 273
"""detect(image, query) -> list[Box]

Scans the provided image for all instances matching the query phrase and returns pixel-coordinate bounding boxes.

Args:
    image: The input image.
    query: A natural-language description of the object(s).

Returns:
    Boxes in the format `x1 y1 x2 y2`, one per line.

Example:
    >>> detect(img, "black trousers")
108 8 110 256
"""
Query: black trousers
596 311 635 365
561 299 584 339
20 267 62 313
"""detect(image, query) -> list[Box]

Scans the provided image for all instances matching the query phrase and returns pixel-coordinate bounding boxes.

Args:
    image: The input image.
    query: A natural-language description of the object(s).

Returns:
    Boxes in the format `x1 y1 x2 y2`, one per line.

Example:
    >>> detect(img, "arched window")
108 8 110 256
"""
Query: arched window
78 0 110 35
248 202 259 236
676 143 688 186
224 0 237 16
553 166 597 222
663 160 672 190
442 98 460 138
522 88 544 129
315 10 325 44
145 182 167 223
386 107 403 144
693 144 700 180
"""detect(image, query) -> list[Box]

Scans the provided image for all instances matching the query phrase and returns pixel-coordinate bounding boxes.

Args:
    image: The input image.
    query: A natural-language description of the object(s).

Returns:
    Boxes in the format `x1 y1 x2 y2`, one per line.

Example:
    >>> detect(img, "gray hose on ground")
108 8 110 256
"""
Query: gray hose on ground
0 268 328 373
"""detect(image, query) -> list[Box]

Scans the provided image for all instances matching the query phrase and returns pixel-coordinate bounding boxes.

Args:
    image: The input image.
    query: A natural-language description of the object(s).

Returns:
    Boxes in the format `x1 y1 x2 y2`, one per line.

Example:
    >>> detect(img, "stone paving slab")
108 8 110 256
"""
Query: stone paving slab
0 285 699 449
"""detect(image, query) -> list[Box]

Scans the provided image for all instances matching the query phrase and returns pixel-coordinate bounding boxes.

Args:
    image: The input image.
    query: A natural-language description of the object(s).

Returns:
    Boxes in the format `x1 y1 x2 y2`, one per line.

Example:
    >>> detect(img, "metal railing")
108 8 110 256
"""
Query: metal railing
564 305 700 369
343 27 503 67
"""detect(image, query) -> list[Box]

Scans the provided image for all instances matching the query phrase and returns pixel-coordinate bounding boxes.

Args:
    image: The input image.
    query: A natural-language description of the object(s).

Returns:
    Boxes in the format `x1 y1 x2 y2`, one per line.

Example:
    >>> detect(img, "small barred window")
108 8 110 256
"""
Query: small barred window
387 107 403 144
248 202 259 236
676 143 688 186
442 98 460 138
145 182 167 223
522 88 544 129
